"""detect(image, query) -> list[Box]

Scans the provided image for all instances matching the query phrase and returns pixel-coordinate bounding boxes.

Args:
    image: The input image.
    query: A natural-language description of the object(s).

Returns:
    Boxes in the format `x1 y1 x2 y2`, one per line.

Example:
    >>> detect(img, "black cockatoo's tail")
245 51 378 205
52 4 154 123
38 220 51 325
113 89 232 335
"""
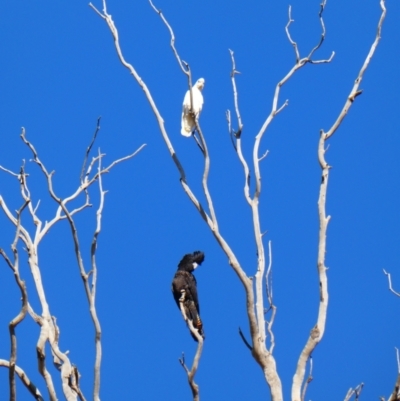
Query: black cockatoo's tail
172 251 205 341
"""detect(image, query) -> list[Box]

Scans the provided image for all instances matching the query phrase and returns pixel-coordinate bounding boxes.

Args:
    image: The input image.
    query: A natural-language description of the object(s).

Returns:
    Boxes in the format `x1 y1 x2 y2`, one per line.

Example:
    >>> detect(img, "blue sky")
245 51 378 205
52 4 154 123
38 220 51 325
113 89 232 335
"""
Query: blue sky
1 0 399 400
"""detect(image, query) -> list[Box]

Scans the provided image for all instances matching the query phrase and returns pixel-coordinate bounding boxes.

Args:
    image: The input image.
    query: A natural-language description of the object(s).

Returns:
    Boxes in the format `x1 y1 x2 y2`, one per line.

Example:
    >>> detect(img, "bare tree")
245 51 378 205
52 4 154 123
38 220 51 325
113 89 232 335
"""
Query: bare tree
0 125 144 401
88 0 397 400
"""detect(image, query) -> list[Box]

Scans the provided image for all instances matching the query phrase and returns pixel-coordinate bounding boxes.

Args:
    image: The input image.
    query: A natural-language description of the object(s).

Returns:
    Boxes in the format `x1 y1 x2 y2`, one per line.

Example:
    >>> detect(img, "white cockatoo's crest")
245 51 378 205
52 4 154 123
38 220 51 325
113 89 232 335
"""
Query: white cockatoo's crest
181 78 205 137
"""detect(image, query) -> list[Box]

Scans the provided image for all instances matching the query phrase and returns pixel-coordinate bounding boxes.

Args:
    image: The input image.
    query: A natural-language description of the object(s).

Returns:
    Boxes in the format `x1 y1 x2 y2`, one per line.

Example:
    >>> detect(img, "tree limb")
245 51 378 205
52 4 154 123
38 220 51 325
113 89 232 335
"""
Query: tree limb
0 360 44 401
292 2 386 400
178 301 203 400
6 198 30 401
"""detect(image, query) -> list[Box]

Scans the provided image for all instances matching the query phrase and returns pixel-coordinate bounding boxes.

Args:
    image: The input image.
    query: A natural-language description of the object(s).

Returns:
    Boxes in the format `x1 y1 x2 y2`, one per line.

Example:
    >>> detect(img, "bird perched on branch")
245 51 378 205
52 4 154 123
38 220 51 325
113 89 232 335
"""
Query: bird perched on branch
172 251 205 341
181 78 205 137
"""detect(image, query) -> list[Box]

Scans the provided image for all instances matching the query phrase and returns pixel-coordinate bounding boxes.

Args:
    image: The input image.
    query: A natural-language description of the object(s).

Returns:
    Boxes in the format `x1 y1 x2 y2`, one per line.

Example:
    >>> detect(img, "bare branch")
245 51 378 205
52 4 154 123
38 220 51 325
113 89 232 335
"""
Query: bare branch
343 383 364 401
226 110 237 152
265 241 277 353
192 133 205 155
228 49 243 136
258 150 269 163
0 165 20 177
0 360 44 401
69 366 87 401
178 300 203 400
228 50 251 206
178 348 202 401
300 357 313 401
194 122 218 230
148 0 189 75
324 0 386 140
90 149 105 401
307 0 328 60
292 3 386 400
99 145 146 178
254 1 334 202
7 199 30 401
308 51 335 65
387 348 400 401
274 100 289 116
397 347 400 374
148 1 214 227
81 116 101 184
89 2 185 179
88 2 105 19
35 319 58 401
285 6 300 62
383 269 400 297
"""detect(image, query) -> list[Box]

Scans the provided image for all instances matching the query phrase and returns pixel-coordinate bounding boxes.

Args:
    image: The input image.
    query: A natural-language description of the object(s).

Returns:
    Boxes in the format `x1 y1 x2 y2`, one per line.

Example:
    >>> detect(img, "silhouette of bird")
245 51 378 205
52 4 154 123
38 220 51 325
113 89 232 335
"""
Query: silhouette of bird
181 78 205 137
172 251 205 341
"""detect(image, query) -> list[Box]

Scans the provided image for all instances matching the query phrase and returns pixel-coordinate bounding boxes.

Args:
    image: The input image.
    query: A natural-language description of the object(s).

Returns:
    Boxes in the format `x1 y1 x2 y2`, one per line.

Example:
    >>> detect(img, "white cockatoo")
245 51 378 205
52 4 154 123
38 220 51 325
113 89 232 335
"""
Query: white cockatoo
181 78 205 137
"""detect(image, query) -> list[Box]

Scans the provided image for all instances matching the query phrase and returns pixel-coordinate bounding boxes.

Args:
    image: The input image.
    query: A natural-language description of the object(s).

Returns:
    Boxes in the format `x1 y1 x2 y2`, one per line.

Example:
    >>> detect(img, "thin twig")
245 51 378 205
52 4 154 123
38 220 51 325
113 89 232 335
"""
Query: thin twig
81 116 101 184
307 0 328 60
300 357 313 401
343 383 364 401
192 133 205 154
148 0 189 75
194 122 218 230
383 269 400 297
324 0 386 140
285 6 300 62
258 150 269 163
0 165 20 177
228 50 251 206
228 49 243 136
226 110 238 152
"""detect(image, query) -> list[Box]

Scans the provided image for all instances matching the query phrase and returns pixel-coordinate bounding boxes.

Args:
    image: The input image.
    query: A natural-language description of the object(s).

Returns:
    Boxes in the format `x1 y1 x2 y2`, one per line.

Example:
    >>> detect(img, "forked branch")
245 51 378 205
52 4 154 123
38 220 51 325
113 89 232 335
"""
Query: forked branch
343 383 364 401
178 302 203 401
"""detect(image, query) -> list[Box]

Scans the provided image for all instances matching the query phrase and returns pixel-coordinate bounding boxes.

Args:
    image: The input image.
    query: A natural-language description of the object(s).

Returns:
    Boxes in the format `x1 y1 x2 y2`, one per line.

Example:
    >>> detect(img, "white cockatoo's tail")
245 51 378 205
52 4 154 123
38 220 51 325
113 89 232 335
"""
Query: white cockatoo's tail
181 78 205 137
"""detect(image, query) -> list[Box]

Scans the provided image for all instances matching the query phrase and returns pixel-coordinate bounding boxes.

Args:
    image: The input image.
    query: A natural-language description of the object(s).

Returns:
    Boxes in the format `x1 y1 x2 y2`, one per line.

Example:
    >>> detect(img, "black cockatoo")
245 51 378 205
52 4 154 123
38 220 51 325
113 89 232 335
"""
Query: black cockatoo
172 251 205 341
